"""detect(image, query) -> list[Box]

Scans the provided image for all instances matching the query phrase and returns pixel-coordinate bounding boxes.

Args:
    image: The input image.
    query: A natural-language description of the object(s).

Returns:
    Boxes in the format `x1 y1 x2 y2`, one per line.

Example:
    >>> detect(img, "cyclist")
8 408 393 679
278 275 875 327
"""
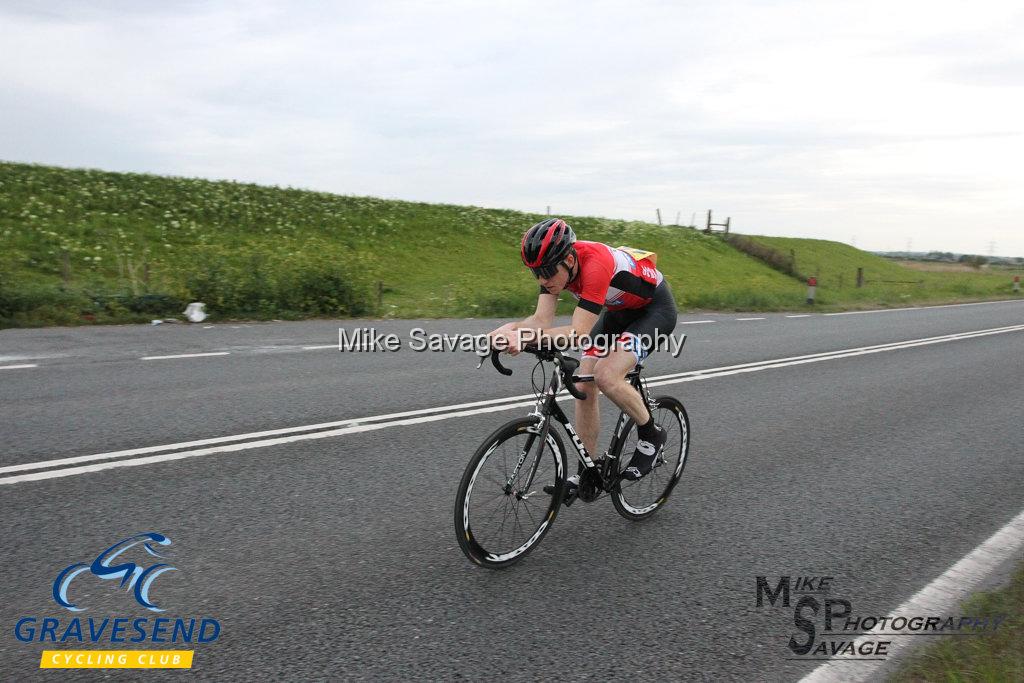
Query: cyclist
488 217 678 486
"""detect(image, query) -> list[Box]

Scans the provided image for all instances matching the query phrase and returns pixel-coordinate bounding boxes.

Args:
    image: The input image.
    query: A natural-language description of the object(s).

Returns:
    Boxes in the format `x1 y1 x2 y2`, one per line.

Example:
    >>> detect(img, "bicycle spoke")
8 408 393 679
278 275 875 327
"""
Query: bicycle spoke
614 403 687 516
459 425 563 563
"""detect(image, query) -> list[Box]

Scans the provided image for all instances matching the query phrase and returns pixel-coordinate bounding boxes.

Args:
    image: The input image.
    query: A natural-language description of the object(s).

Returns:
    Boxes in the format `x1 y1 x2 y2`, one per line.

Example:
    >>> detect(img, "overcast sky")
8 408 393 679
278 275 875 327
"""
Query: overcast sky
2 1 1022 255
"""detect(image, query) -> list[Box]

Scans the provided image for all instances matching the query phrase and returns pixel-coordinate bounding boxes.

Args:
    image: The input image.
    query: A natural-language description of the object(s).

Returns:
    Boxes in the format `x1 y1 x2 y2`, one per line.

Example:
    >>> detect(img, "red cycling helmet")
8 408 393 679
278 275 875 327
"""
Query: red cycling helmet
520 218 576 278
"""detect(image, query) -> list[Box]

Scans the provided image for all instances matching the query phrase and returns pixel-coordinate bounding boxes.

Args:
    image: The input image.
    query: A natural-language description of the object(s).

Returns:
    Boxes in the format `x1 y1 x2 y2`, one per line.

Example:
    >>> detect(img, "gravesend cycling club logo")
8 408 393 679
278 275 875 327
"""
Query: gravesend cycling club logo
53 532 176 612
12 532 222 670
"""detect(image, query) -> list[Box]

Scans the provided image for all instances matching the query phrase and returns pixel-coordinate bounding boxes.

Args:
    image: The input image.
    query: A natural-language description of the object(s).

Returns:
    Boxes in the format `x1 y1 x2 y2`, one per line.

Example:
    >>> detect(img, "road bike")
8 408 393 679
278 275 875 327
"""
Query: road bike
454 346 691 568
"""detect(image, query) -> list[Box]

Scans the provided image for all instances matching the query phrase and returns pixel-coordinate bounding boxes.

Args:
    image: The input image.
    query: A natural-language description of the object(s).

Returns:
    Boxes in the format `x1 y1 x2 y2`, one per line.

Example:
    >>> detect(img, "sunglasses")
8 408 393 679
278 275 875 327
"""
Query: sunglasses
530 264 560 279
533 257 575 279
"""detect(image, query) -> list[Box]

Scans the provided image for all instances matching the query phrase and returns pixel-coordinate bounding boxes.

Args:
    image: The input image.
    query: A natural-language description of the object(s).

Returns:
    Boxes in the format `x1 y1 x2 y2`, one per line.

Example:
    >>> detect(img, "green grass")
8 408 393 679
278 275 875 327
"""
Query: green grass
745 235 1023 309
0 161 809 326
1 161 1019 327
890 563 1024 682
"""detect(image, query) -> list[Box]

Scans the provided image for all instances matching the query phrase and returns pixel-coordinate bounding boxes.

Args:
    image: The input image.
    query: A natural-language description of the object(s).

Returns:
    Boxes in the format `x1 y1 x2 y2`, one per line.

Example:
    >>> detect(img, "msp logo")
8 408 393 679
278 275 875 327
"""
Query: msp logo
13 532 222 670
53 533 177 612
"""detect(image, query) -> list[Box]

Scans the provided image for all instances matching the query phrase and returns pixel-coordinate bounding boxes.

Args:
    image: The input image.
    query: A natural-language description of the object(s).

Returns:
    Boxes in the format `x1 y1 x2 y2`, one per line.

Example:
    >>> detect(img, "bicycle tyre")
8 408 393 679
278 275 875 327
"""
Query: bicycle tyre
454 417 568 568
610 395 690 520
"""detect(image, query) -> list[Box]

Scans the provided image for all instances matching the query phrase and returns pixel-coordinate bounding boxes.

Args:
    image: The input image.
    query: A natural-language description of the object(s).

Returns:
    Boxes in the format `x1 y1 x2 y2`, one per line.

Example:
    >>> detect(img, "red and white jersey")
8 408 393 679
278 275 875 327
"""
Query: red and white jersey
561 241 664 313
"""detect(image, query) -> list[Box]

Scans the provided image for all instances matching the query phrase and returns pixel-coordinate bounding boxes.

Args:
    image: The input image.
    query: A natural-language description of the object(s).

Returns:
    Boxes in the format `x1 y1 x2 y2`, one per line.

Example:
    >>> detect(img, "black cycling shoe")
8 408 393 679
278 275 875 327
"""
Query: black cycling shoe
543 474 579 504
621 425 667 481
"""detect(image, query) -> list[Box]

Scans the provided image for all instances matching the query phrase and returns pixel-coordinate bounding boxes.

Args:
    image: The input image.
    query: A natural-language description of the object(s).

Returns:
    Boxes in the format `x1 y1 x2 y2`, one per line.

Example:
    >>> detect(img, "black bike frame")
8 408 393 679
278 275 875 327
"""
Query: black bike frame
506 362 650 495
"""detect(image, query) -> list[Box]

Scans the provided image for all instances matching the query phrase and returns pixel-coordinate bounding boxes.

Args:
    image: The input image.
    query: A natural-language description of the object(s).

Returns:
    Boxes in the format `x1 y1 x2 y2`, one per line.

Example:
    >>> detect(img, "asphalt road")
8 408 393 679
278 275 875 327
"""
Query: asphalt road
2 299 1023 681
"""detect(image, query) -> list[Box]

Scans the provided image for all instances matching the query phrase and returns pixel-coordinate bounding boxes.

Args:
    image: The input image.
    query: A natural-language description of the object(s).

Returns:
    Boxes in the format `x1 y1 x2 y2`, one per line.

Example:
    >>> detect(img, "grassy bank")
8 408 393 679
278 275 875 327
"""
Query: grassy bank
1 161 1020 327
0 162 808 326
891 563 1024 681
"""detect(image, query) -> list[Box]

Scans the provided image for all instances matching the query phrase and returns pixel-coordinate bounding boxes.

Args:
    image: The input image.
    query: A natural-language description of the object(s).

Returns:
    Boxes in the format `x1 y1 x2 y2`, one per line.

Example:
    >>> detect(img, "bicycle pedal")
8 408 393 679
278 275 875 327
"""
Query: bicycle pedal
542 484 578 506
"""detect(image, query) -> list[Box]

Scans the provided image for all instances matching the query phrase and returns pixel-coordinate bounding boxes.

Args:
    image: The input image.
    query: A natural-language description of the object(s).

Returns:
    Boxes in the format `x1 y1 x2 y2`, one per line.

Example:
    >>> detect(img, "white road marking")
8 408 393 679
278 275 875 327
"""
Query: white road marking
141 352 231 361
0 392 536 475
646 324 1024 386
3 323 1023 486
799 506 1024 683
823 299 1024 317
0 364 38 370
0 353 67 362
824 307 922 316
7 300 1020 367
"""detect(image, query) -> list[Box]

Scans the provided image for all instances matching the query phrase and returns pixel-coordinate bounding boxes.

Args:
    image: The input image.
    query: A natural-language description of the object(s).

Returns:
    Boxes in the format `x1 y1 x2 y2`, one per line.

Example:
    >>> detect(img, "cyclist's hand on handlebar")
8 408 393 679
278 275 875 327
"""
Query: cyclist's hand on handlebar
488 322 516 338
487 323 521 356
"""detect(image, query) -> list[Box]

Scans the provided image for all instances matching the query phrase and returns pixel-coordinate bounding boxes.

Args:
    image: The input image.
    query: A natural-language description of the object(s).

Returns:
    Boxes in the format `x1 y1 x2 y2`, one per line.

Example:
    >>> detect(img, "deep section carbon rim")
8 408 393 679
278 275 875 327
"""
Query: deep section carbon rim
612 397 689 517
457 421 565 566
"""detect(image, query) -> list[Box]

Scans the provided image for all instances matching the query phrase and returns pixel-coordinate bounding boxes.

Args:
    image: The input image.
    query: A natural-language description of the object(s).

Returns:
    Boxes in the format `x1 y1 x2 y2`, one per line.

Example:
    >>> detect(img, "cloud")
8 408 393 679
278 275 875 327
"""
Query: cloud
1 0 1022 255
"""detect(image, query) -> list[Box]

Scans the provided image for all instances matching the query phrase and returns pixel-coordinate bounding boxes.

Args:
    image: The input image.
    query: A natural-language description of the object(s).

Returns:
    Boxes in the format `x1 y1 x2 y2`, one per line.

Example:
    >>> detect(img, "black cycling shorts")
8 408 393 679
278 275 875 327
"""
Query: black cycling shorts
584 280 678 363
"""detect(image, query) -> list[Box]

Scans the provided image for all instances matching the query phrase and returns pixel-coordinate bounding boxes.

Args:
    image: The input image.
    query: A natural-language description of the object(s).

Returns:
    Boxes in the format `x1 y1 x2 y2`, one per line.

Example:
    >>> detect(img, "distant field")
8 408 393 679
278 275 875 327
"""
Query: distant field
894 260 980 272
894 259 1022 273
1 162 1020 328
744 236 1022 309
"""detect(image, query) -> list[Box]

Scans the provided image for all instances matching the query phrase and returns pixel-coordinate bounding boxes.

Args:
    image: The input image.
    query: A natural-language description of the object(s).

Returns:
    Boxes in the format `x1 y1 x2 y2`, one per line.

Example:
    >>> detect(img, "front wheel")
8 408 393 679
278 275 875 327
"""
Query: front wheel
610 396 690 520
455 417 568 568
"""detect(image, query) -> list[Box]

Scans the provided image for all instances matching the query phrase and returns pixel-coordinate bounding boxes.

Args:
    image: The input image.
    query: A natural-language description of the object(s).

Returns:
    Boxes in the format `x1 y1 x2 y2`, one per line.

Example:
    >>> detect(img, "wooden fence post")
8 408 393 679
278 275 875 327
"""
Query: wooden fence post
61 250 71 284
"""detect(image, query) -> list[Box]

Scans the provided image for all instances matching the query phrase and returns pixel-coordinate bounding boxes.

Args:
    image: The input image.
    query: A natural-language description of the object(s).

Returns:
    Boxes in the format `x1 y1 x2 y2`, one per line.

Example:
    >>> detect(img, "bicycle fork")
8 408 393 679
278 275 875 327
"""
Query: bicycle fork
504 416 551 499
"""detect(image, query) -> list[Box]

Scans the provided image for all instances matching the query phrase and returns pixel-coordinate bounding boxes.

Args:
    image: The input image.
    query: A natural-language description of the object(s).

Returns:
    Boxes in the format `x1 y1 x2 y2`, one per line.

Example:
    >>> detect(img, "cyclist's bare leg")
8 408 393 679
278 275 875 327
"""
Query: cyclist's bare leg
593 348 649 425
574 356 601 457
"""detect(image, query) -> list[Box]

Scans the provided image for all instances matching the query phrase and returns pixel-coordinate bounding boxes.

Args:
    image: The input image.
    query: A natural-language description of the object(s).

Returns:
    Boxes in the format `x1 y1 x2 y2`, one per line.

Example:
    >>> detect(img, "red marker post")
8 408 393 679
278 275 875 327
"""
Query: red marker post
1014 275 1021 293
806 277 817 304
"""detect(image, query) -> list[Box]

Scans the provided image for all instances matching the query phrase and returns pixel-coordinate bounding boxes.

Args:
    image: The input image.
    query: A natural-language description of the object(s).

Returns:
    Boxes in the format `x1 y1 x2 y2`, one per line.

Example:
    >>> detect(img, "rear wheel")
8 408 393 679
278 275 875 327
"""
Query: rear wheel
610 396 690 520
455 418 567 568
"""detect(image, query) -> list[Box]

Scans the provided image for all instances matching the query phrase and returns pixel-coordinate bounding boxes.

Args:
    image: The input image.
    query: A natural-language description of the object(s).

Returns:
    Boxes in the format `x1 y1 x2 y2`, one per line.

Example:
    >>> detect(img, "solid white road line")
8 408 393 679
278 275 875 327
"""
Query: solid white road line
141 352 231 360
799 507 1024 683
646 323 1024 385
824 299 1024 316
825 308 922 316
0 391 537 475
2 323 1023 486
0 364 38 370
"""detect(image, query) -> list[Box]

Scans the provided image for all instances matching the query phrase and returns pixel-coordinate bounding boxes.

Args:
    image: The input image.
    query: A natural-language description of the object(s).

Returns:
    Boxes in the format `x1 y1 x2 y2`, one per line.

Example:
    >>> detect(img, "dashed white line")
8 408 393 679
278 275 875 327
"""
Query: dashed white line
301 345 338 350
679 320 716 325
786 314 811 318
799 506 1024 683
141 352 231 361
0 364 38 370
736 317 766 321
4 323 1023 486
